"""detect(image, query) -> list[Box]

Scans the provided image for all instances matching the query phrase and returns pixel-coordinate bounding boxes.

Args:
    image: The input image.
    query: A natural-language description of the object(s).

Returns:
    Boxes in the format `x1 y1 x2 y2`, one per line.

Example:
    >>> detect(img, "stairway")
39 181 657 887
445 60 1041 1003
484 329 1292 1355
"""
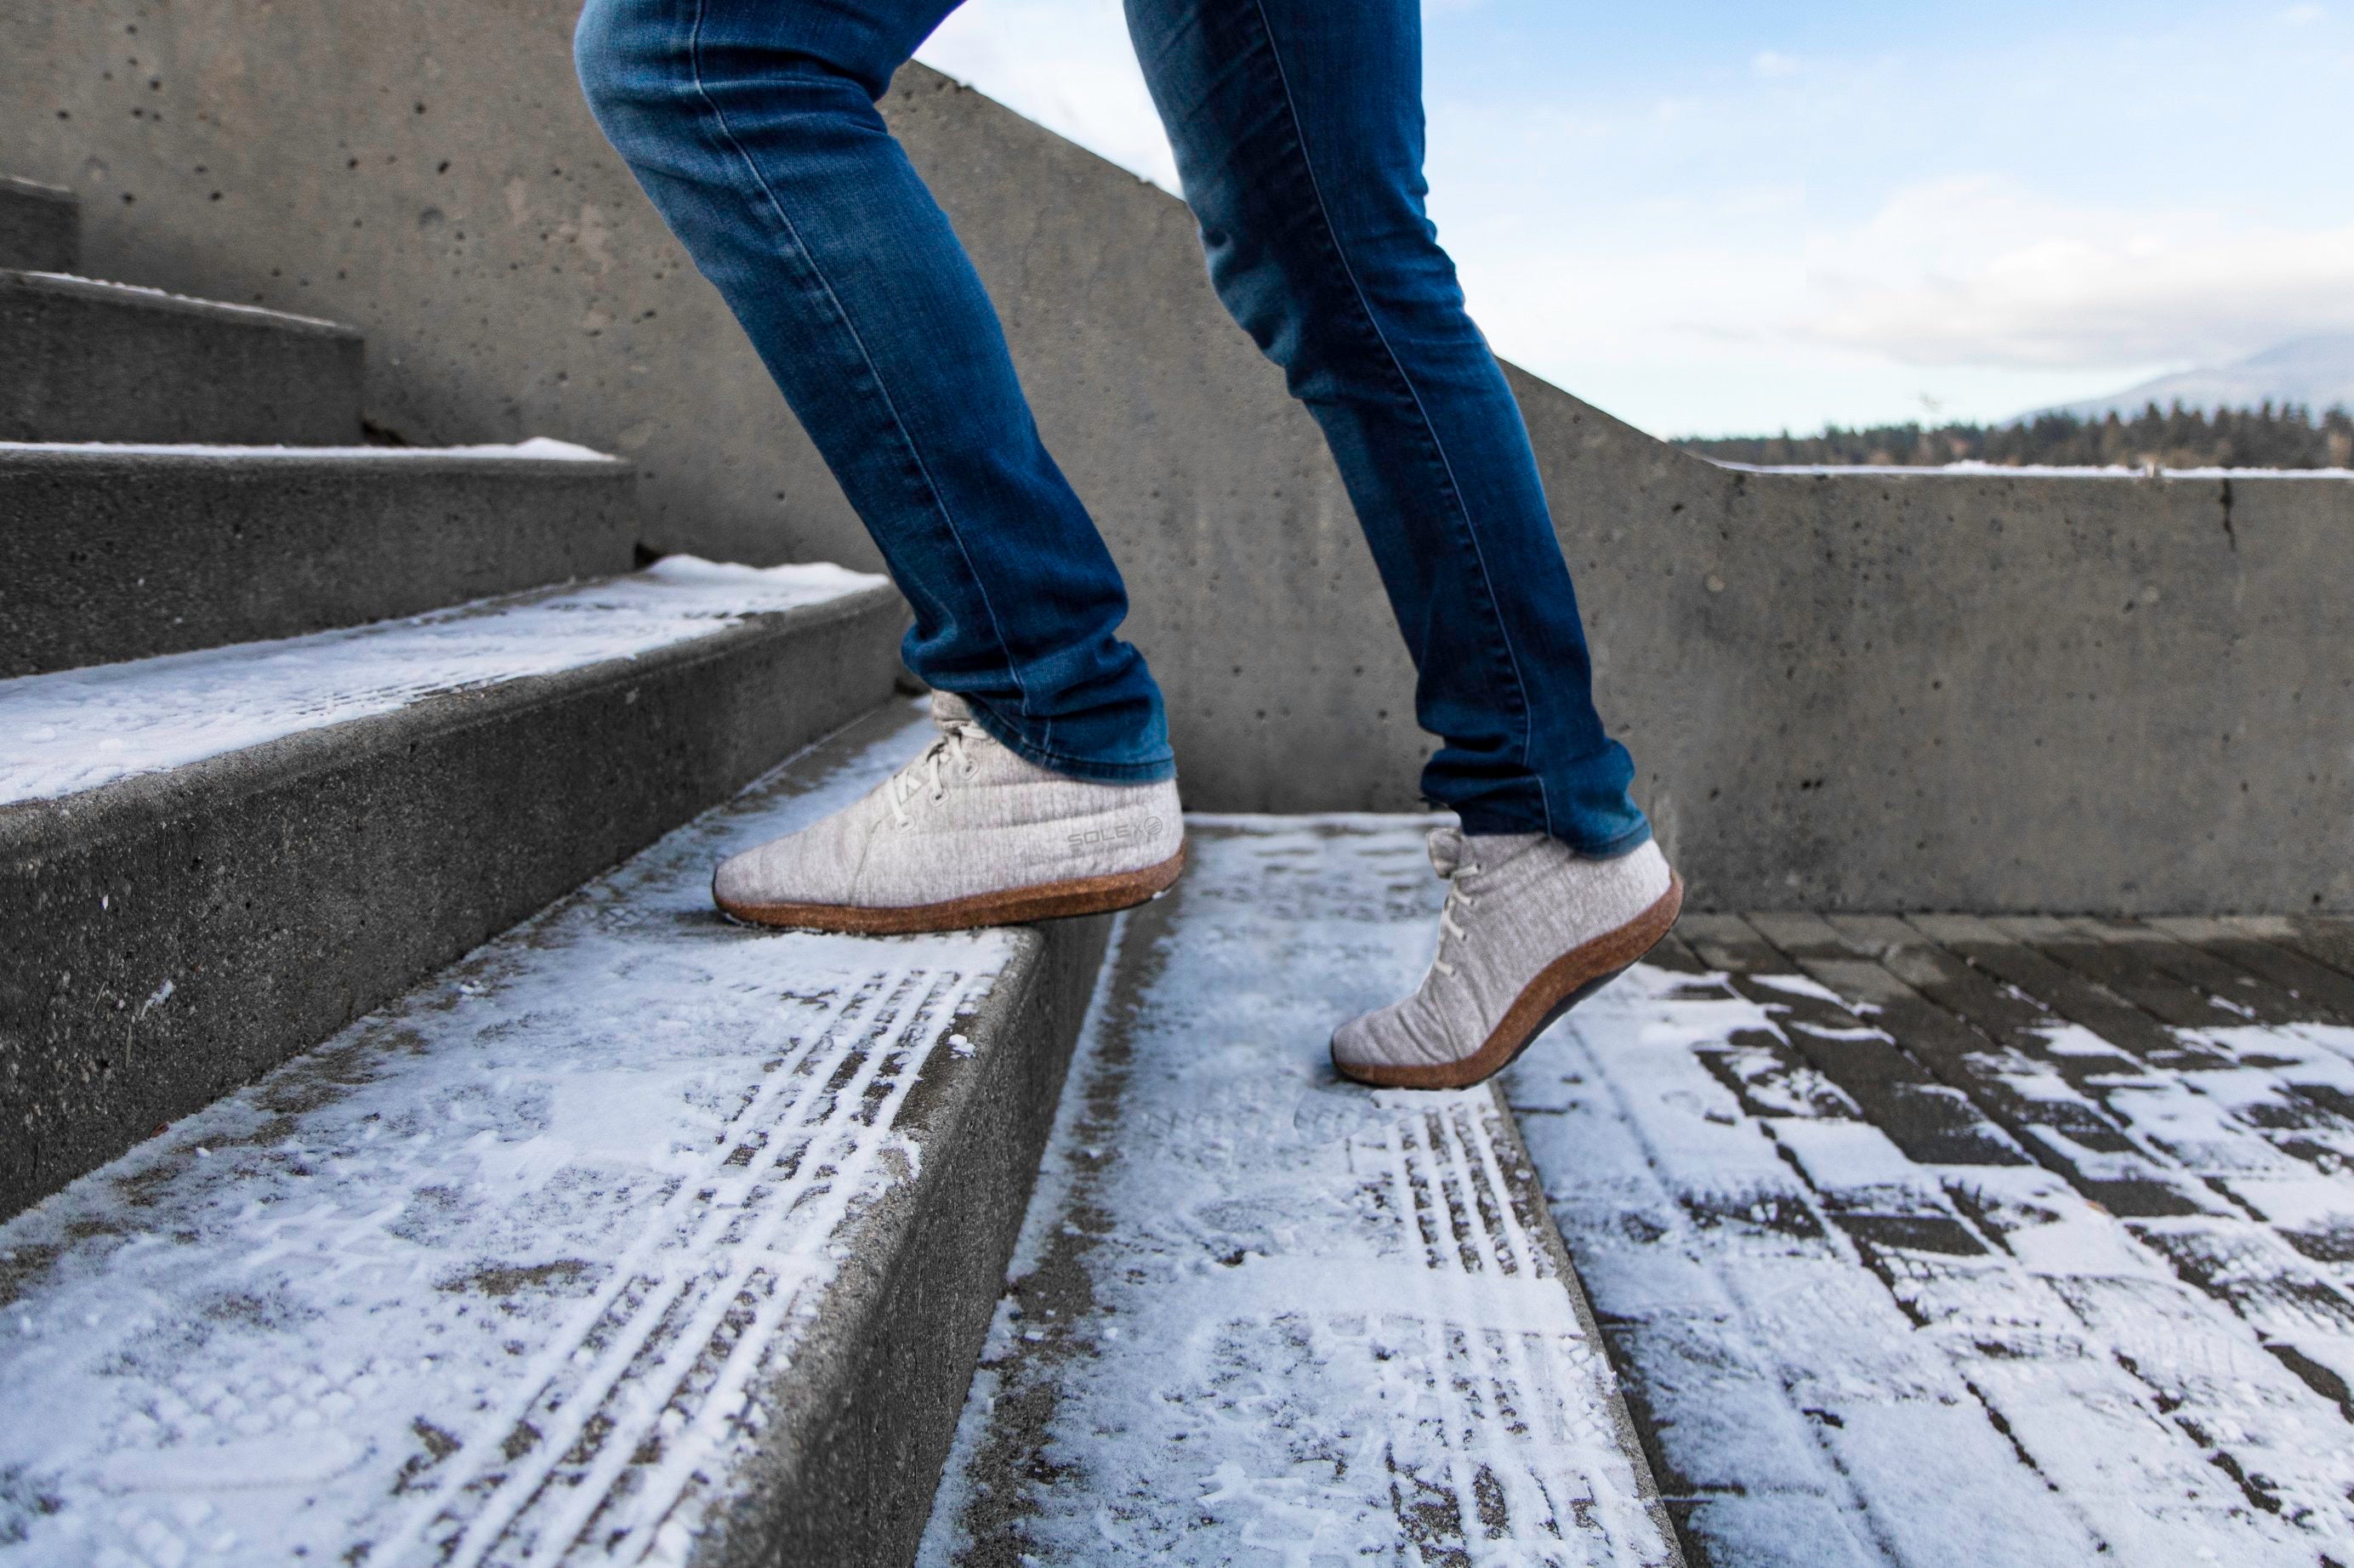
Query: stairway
0 172 1679 1566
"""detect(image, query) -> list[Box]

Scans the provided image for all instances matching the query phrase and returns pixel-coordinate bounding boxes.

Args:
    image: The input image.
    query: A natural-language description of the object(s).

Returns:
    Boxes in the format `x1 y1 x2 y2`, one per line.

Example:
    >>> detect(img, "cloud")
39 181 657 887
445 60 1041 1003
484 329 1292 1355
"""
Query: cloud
916 0 1179 190
1788 178 2354 369
1752 50 1804 79
2281 4 2327 23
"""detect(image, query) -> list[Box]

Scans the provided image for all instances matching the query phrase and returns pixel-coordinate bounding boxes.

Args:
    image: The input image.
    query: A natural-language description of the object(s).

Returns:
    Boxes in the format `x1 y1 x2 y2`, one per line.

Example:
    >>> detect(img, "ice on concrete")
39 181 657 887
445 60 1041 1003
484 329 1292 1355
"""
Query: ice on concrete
919 819 1677 1568
16 270 357 329
0 555 885 806
0 705 1010 1565
0 436 619 460
1512 959 2354 1565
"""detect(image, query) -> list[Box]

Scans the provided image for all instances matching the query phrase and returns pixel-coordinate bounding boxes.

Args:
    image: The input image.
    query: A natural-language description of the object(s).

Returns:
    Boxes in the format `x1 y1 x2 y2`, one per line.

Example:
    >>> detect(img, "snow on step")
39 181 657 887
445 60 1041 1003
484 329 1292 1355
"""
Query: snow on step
919 819 1677 1568
0 708 1014 1565
1510 957 2354 1565
0 436 617 460
0 554 883 805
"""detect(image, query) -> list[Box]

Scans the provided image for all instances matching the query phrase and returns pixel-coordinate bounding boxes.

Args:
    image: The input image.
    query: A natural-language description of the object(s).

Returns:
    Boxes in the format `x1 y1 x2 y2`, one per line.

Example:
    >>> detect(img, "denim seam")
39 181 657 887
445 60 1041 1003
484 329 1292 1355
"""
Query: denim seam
1237 0 1549 837
679 1 1039 742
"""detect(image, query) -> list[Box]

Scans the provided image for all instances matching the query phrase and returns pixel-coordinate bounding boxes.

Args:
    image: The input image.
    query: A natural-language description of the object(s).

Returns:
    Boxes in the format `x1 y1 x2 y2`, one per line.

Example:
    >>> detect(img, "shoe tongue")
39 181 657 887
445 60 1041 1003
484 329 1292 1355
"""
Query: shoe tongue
929 690 977 729
1425 827 1467 878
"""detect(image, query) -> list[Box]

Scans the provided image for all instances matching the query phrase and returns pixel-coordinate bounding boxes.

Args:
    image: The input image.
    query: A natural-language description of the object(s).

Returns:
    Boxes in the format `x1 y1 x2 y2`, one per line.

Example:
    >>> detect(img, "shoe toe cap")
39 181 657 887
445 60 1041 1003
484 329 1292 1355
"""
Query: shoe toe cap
1329 1001 1413 1074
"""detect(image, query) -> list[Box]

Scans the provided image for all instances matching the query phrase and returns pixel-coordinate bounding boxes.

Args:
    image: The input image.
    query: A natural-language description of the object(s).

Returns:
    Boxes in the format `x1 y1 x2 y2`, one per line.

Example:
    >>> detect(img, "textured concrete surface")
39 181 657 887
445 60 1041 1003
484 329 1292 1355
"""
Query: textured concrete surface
5 4 2345 910
0 585 904 1219
1513 913 2354 1563
0 702 1108 1568
726 895 1112 1568
0 446 638 674
919 821 1680 1567
0 173 76 271
0 268 364 444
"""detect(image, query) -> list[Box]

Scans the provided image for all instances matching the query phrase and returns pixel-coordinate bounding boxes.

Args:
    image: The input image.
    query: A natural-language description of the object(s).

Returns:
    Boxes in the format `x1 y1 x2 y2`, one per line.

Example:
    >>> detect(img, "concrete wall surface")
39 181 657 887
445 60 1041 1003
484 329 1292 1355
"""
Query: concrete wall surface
4 3 2346 912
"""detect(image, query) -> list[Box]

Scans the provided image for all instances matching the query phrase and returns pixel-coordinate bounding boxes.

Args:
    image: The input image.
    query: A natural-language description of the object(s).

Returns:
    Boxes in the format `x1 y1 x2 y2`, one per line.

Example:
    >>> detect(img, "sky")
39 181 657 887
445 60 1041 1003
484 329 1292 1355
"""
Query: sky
916 0 2354 437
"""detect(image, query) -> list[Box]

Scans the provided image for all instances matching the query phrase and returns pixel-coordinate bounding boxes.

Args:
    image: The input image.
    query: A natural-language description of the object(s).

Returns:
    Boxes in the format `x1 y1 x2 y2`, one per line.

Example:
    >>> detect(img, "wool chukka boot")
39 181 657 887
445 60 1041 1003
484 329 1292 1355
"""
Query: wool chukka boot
712 691 1185 933
1332 827 1682 1088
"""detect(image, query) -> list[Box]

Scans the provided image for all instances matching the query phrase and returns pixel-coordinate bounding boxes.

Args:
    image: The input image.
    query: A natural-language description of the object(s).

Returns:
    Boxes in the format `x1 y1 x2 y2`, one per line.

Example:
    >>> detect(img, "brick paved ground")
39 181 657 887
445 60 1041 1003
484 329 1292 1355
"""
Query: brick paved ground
1510 914 2354 1568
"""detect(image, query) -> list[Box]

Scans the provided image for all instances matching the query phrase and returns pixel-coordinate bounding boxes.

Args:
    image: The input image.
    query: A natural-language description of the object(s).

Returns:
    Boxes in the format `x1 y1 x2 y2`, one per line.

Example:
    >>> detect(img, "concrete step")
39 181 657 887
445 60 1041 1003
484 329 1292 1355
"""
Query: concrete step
0 270 364 444
1 559 906 1219
0 175 77 272
0 703 1107 1566
919 818 1683 1566
0 439 638 676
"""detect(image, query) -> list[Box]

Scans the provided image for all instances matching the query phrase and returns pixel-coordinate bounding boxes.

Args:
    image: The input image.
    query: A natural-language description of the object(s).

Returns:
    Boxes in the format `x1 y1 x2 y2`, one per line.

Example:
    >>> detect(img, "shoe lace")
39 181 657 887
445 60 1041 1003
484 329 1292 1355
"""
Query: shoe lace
1430 861 1482 979
886 723 978 830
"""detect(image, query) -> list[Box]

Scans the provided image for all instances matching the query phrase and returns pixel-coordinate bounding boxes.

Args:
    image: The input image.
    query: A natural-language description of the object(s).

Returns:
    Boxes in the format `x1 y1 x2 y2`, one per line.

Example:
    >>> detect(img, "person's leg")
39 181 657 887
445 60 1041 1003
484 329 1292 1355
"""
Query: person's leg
574 0 1169 783
1126 0 1677 1087
1123 0 1646 853
575 0 1184 932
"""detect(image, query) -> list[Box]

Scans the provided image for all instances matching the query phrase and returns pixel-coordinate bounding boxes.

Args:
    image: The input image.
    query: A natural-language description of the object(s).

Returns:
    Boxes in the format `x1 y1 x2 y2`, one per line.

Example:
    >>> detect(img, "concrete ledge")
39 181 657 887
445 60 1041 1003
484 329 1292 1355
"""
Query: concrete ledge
0 444 638 674
711 909 1110 1568
0 174 75 271
0 269 363 444
0 584 906 1218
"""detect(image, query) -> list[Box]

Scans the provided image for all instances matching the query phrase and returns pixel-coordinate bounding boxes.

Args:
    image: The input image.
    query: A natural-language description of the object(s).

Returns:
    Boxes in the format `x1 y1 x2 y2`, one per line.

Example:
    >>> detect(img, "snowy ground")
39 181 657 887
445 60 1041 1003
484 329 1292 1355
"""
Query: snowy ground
1510 913 2354 1568
0 706 1001 1565
918 820 1679 1568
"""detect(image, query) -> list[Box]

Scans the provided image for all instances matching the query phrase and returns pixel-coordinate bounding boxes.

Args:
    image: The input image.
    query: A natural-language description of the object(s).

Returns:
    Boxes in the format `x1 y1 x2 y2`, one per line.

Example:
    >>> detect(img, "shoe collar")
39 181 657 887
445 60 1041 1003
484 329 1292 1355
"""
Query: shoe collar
1426 826 1550 880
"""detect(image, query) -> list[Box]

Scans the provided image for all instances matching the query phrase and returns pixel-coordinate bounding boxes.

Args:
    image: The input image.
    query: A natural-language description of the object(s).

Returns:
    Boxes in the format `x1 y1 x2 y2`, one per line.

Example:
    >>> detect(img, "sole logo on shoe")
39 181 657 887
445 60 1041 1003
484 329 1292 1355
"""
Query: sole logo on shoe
1070 816 1168 850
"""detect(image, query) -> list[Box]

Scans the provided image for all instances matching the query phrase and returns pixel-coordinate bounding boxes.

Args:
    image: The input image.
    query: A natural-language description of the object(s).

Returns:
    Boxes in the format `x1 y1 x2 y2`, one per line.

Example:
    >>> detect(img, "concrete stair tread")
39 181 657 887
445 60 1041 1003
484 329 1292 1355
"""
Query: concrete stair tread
0 706 1097 1565
918 818 1681 1565
1 554 883 808
0 435 611 460
1 267 363 445
4 563 905 1221
0 438 638 676
3 267 361 338
0 177 77 272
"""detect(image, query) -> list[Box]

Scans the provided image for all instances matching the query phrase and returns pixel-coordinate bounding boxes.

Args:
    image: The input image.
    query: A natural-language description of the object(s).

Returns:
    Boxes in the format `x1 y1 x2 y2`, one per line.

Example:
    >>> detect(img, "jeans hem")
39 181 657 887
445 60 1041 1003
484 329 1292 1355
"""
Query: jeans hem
958 700 1178 785
1452 804 1652 859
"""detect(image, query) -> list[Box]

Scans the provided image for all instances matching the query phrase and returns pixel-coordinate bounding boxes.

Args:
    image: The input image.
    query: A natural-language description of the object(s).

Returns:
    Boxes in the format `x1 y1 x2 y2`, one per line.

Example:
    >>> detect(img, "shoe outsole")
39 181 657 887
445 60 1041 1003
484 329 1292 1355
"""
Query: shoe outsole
1332 872 1686 1091
713 842 1189 935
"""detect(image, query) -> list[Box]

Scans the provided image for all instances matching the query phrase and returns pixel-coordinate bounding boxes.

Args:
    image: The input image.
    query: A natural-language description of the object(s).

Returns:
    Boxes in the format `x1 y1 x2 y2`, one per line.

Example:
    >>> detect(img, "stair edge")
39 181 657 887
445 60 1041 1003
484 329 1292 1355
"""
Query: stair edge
0 585 911 1218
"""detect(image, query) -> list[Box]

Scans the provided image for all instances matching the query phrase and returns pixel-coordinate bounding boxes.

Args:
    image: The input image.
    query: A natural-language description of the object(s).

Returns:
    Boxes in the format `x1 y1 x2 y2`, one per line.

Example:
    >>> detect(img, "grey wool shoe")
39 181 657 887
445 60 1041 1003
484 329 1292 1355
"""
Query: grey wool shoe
712 692 1185 934
1332 828 1682 1089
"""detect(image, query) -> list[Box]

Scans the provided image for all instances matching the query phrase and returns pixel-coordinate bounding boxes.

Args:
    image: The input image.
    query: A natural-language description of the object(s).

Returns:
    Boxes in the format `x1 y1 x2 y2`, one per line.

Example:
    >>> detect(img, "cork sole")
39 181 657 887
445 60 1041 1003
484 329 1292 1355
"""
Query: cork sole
714 842 1188 935
1334 872 1686 1091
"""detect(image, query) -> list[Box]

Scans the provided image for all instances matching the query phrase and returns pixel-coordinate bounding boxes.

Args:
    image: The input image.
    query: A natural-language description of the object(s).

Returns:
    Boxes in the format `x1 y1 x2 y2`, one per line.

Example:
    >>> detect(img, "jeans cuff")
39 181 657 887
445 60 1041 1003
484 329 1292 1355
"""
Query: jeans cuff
958 700 1178 785
1452 803 1653 859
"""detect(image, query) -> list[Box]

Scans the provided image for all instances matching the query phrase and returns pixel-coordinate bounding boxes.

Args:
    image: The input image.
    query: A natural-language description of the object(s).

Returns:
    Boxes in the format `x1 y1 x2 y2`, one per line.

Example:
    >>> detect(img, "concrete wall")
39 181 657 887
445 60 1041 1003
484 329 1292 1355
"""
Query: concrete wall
5 2 2347 912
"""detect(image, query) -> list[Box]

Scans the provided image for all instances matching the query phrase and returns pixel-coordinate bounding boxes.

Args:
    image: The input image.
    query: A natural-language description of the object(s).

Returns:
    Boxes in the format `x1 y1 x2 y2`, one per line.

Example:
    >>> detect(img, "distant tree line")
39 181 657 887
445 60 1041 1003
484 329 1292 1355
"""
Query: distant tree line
1677 401 2354 470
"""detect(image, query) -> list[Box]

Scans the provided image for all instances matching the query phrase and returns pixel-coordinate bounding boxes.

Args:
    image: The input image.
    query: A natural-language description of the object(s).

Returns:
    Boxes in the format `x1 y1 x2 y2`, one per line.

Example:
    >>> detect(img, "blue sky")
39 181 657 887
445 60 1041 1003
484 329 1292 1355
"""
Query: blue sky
918 1 2354 435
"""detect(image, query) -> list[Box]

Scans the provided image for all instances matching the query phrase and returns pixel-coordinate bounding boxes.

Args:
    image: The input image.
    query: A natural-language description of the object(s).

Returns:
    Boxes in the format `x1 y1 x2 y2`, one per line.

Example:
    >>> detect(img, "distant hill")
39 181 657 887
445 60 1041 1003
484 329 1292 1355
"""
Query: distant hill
2026 333 2354 422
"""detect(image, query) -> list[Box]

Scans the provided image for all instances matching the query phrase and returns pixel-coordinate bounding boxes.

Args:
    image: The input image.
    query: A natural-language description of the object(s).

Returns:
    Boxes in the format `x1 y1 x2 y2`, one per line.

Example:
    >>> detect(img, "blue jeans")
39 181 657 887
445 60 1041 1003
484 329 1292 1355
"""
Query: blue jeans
574 0 1651 852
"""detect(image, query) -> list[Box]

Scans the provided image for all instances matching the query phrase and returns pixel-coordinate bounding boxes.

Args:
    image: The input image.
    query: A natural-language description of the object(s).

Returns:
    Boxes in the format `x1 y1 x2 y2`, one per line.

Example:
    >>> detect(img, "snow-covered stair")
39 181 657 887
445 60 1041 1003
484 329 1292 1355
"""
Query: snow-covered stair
919 820 1681 1567
0 171 915 1224
0 703 1110 1566
1 560 902 1217
0 440 640 676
